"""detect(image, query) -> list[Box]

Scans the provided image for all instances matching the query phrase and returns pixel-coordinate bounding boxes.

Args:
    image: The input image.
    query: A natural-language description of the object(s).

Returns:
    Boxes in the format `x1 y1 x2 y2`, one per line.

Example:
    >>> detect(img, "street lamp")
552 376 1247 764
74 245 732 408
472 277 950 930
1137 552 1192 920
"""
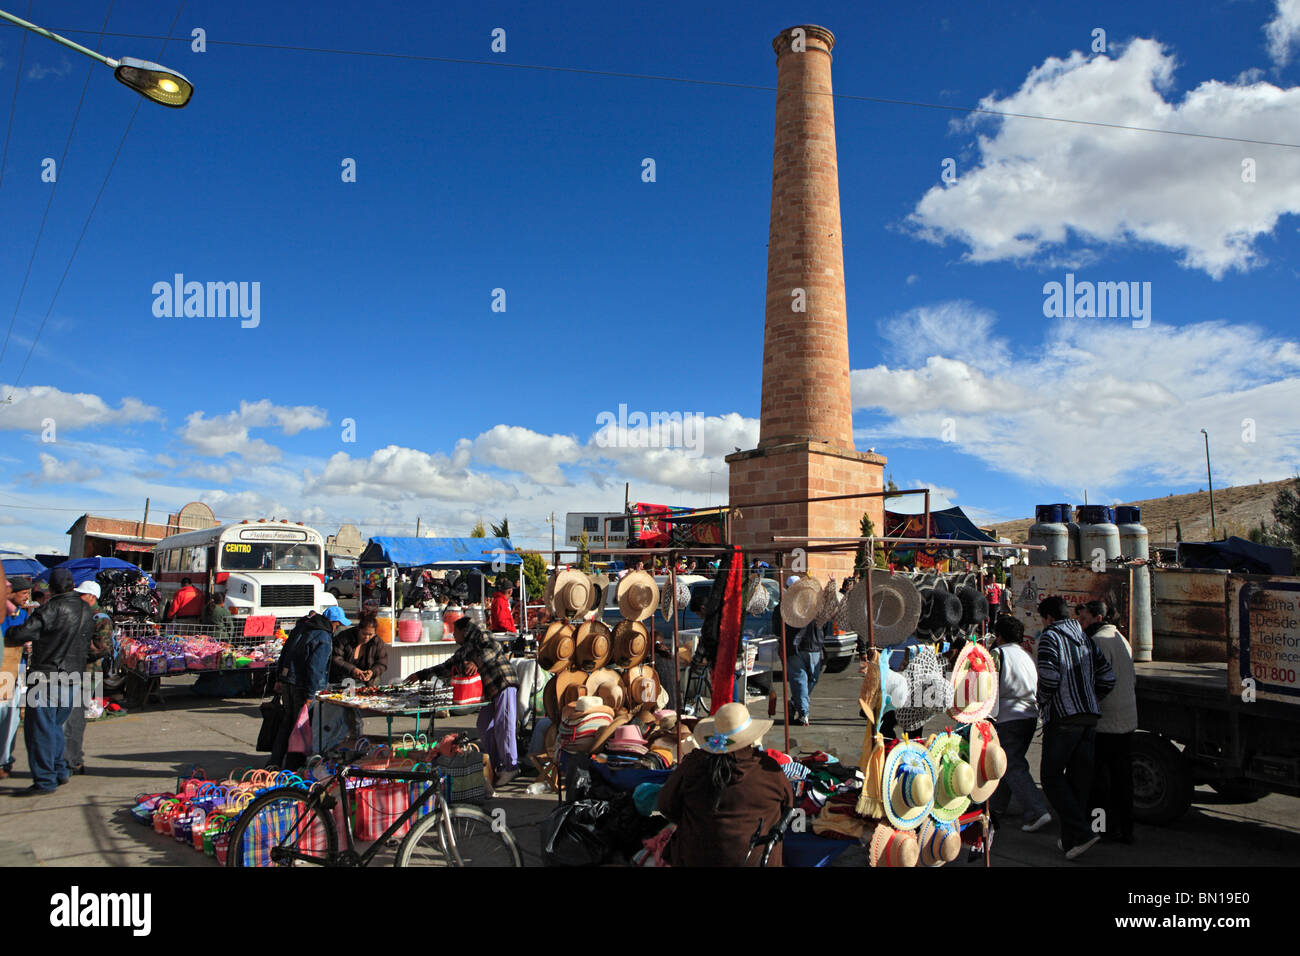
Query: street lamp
0 8 193 108
1200 429 1216 538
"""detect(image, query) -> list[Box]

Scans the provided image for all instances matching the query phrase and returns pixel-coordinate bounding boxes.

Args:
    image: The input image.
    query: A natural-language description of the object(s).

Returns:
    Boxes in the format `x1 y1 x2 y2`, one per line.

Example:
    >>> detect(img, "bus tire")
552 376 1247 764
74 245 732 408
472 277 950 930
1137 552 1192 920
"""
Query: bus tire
1131 732 1192 826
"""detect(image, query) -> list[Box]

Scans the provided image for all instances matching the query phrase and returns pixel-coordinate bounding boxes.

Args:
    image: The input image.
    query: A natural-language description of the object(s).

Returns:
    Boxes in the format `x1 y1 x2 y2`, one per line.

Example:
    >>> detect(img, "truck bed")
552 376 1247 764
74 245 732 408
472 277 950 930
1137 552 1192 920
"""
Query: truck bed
1136 660 1228 699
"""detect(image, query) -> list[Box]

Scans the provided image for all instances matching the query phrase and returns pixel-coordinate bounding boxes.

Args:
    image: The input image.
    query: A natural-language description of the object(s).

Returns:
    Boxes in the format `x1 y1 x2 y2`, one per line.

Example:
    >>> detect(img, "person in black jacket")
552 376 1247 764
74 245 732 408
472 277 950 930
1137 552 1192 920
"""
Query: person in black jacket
4 568 92 795
270 612 334 770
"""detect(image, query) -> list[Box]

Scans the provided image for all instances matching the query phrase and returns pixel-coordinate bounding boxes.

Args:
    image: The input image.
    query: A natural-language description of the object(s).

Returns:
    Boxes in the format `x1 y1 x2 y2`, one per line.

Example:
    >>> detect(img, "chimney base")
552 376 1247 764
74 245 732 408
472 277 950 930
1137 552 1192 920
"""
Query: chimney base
726 441 886 580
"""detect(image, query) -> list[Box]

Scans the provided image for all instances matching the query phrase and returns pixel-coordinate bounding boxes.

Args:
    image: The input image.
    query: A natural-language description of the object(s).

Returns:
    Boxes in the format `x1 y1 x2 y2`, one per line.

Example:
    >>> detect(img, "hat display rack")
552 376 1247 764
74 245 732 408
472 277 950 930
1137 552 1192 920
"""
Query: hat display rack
479 488 1043 850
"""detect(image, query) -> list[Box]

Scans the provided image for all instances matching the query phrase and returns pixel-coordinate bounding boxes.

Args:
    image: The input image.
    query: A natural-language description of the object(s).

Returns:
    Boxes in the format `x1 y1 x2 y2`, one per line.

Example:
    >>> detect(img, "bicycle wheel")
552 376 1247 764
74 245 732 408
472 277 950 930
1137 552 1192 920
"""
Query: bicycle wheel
225 786 337 867
395 806 522 867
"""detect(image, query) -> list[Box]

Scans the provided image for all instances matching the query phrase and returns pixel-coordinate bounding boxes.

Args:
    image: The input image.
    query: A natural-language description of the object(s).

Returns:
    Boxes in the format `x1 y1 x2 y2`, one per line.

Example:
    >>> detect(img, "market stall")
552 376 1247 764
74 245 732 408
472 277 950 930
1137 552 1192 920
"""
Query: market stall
356 536 524 681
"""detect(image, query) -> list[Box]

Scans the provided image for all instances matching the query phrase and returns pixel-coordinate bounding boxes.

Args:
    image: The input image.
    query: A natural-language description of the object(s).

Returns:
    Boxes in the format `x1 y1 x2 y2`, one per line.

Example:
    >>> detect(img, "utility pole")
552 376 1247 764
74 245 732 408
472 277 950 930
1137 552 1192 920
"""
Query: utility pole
415 516 421 537
550 511 555 552
1201 429 1216 537
141 497 150 539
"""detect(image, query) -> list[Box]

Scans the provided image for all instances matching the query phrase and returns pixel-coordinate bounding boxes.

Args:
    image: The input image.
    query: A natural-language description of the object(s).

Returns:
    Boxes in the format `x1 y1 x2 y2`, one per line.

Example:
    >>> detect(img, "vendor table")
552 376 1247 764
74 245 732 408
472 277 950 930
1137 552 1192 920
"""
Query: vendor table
383 632 523 681
314 692 487 748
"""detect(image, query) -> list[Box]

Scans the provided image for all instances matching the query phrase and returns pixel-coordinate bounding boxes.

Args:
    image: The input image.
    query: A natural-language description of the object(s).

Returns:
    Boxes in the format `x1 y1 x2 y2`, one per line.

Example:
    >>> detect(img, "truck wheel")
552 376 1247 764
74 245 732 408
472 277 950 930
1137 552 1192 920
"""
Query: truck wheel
328 588 340 599
1131 732 1192 826
1209 779 1265 803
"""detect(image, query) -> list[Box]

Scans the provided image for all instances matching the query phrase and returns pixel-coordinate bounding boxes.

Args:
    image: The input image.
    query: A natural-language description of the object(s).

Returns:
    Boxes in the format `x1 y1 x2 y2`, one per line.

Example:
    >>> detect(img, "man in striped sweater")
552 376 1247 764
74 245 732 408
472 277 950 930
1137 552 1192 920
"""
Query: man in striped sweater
1035 596 1116 860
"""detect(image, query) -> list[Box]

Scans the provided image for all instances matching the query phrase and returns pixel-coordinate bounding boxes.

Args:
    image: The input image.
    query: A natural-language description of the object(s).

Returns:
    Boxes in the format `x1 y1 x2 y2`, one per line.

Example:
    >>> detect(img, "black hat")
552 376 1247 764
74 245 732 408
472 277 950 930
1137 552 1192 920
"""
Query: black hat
49 567 75 594
955 585 989 629
6 575 33 591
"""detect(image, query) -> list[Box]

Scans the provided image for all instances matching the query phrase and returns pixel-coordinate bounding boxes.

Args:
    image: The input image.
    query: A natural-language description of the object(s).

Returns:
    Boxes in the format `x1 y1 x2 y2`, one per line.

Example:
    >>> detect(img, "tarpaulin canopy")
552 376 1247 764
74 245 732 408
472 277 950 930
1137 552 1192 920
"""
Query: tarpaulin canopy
35 556 156 588
884 496 996 543
359 536 522 568
0 552 46 580
1179 537 1294 576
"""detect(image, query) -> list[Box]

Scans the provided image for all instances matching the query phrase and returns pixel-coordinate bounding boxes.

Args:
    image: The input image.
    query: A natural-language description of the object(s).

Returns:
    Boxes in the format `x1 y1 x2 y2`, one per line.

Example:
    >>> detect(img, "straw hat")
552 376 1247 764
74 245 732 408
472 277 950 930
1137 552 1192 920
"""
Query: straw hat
781 575 823 629
962 720 1007 803
863 571 921 646
587 712 632 754
547 669 589 722
926 732 975 823
882 739 935 830
867 822 919 868
574 620 613 669
552 569 594 619
558 696 616 754
537 622 576 673
814 576 839 626
693 702 772 754
612 619 649 667
947 641 998 724
623 664 662 710
617 571 660 622
585 668 624 712
918 818 963 867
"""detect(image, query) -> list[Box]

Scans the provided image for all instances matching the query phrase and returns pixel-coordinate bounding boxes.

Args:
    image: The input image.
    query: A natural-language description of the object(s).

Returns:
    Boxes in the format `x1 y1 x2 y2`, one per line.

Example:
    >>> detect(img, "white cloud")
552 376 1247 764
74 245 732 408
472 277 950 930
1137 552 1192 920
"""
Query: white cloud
305 446 516 503
26 59 72 81
29 452 102 485
471 425 582 485
854 307 1300 490
0 384 161 432
1266 0 1300 67
180 400 328 458
908 39 1300 278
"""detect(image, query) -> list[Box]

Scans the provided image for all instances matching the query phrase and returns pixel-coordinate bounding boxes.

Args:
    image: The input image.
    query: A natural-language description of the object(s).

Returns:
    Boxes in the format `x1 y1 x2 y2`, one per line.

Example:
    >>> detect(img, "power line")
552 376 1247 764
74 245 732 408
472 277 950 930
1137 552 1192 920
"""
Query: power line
0 0 34 192
31 26 1300 151
5 1 186 397
0 1 113 370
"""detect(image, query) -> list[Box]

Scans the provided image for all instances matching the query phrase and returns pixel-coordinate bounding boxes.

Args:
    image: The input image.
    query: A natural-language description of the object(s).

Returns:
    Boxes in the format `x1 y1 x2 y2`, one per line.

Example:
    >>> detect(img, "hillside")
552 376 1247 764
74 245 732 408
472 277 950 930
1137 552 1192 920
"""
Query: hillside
988 478 1294 545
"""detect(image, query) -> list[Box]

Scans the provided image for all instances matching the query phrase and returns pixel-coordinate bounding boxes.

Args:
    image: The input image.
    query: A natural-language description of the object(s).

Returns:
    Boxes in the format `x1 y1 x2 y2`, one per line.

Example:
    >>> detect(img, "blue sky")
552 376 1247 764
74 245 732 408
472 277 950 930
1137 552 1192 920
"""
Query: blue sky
2 0 1300 554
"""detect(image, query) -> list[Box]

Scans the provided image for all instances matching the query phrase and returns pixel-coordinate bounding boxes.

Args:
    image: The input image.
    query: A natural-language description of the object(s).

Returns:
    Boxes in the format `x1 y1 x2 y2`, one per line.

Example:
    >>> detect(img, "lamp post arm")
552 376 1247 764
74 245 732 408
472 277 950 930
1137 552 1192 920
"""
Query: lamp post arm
0 8 115 67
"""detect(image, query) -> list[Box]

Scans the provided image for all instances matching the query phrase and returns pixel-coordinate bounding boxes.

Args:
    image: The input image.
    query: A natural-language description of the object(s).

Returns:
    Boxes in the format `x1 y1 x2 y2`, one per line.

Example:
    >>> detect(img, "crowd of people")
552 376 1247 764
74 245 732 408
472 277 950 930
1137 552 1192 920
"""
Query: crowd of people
1 569 113 794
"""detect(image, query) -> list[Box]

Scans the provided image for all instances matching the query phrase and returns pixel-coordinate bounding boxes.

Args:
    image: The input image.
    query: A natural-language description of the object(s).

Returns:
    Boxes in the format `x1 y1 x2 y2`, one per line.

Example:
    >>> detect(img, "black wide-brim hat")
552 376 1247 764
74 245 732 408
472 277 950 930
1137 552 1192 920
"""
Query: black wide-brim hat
918 583 963 634
955 586 989 629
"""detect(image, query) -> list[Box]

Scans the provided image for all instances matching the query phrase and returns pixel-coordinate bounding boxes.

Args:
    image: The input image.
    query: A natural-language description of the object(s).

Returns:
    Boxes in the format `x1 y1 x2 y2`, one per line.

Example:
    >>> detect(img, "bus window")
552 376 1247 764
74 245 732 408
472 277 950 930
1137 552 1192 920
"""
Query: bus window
189 548 207 573
219 542 321 572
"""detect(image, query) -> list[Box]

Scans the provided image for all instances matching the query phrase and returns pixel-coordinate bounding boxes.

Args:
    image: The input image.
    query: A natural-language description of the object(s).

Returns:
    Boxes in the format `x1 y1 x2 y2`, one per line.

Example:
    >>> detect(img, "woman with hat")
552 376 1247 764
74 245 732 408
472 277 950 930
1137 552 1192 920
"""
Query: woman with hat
656 702 793 866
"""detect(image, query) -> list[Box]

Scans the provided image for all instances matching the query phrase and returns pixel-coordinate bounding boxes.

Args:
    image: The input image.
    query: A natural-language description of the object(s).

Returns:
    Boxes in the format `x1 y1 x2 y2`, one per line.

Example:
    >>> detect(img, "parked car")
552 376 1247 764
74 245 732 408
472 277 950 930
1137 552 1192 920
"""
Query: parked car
326 567 358 599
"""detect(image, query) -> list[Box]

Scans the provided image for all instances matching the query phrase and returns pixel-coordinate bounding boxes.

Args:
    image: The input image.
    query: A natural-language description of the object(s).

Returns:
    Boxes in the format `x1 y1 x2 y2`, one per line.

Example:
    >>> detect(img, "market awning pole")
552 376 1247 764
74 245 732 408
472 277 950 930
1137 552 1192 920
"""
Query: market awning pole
865 537 876 650
670 559 681 765
779 552 790 752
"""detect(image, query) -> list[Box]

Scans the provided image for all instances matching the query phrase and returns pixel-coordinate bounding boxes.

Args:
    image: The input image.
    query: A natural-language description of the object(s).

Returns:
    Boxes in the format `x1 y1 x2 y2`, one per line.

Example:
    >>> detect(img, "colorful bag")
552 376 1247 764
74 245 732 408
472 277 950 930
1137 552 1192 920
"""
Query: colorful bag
353 780 413 841
433 751 487 805
287 702 313 755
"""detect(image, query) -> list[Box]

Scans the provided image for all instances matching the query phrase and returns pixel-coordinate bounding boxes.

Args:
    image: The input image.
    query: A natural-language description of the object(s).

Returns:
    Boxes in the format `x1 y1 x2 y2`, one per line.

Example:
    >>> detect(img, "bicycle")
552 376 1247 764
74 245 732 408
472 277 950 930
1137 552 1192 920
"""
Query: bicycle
224 748 522 867
743 806 800 867
679 654 712 718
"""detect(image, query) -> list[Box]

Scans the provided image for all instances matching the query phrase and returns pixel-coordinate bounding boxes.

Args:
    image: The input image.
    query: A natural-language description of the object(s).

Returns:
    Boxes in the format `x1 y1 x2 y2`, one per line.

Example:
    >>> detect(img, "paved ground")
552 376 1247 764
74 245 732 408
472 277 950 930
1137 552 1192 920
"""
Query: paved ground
0 658 1296 867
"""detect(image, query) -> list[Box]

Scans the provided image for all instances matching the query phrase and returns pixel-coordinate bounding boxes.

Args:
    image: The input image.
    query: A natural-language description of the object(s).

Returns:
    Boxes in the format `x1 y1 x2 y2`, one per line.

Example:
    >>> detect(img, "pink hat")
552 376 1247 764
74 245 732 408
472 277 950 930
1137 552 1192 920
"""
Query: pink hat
605 724 649 756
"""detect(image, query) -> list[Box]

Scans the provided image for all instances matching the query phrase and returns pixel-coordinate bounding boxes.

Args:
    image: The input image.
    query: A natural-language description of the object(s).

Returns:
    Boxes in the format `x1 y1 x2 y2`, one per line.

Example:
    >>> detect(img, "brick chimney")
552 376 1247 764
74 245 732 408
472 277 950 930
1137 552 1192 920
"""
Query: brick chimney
727 25 886 578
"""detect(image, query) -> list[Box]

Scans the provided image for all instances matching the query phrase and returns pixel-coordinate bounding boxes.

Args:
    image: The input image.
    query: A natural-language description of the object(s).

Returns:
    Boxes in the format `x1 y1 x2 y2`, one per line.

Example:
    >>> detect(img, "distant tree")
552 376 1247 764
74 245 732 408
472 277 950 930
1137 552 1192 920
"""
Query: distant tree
855 513 886 575
1175 519 1183 543
470 519 487 538
519 551 548 602
885 474 899 493
490 517 510 539
1260 477 1300 563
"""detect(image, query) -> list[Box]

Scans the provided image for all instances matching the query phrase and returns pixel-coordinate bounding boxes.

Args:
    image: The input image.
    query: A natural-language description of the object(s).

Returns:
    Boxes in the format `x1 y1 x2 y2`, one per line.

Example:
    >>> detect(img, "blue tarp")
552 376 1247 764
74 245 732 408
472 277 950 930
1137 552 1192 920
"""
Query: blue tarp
1 552 47 579
884 499 996 544
359 536 522 568
35 557 156 588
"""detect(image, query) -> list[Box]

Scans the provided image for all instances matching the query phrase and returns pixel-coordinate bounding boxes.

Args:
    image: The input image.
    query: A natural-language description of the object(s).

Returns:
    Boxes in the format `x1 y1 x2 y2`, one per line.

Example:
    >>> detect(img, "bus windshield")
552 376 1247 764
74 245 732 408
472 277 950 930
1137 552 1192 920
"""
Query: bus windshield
220 542 322 572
